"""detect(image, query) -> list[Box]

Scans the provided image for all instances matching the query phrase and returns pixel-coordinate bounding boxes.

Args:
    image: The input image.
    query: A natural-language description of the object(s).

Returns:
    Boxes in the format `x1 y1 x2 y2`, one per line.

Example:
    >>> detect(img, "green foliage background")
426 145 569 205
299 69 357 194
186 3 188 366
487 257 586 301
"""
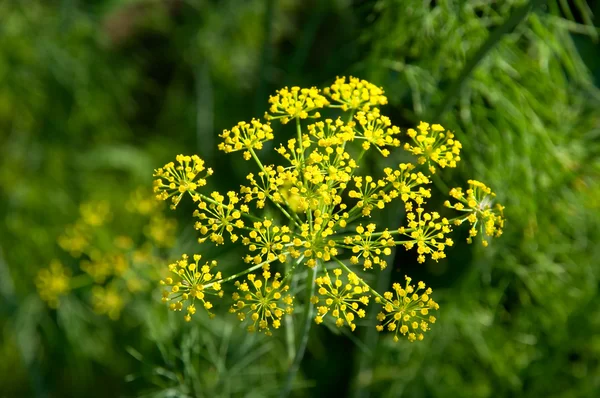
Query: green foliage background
1 0 599 397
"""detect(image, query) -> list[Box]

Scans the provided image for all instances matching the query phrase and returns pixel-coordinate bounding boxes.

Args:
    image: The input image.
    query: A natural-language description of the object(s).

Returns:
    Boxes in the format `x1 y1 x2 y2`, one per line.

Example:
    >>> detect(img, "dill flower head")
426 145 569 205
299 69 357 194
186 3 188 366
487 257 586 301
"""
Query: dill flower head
445 180 505 246
218 119 274 160
153 155 213 209
404 122 462 173
376 276 439 342
323 76 388 111
265 86 329 124
353 108 401 157
151 77 506 342
242 219 291 264
343 224 394 270
230 270 294 336
36 260 71 308
80 252 114 283
126 187 162 215
79 201 111 227
398 208 453 263
382 163 432 210
311 268 370 331
57 222 90 257
92 286 124 320
144 213 177 248
193 191 246 245
160 254 223 321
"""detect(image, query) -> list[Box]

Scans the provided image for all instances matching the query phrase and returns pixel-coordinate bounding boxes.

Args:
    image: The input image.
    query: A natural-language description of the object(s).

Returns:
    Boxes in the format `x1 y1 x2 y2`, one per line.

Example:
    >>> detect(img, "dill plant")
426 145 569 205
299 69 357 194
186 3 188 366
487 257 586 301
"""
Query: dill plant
153 76 505 356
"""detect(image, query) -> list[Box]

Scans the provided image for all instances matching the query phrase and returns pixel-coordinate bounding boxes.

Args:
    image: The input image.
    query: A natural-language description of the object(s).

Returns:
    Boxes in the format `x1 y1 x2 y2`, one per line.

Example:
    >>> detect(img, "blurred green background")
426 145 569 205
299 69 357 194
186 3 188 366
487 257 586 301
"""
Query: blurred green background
1 0 599 397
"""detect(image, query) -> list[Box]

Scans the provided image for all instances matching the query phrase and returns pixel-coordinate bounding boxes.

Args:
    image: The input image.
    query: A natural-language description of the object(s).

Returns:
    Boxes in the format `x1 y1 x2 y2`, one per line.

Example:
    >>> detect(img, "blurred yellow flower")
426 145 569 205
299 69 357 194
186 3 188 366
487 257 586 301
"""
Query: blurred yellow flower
36 260 71 308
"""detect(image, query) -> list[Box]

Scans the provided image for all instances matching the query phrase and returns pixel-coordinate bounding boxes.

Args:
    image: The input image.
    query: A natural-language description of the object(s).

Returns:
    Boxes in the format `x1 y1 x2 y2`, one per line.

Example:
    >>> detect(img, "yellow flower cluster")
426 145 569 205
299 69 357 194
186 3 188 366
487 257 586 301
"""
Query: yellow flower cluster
404 122 462 173
92 286 124 320
218 119 274 160
383 163 431 209
144 213 177 248
193 191 246 244
80 252 128 283
36 260 71 308
445 180 505 246
153 154 213 209
398 208 453 263
265 86 329 124
58 222 91 257
242 219 291 264
323 76 388 111
306 118 353 147
160 254 223 322
312 268 370 331
152 77 505 343
353 108 401 157
230 270 294 335
38 189 176 319
79 201 111 227
342 224 394 270
376 277 439 342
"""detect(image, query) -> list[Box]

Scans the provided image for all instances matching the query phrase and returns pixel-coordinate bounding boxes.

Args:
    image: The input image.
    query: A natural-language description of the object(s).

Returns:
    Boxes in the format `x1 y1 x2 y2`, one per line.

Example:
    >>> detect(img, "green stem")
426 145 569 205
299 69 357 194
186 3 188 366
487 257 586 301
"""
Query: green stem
283 255 305 283
296 117 306 170
296 117 314 231
280 262 318 397
284 256 305 363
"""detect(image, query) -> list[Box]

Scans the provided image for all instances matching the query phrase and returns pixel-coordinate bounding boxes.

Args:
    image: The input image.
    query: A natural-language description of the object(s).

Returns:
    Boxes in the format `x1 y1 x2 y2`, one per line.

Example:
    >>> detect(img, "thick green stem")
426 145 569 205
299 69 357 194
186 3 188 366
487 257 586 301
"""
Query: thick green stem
280 263 317 397
283 255 306 363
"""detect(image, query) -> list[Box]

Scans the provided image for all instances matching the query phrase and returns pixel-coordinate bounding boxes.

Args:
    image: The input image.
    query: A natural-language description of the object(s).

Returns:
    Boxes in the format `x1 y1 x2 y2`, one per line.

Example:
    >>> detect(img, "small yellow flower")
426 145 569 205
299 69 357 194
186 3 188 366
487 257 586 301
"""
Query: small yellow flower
80 253 116 283
403 122 462 173
193 191 245 245
57 221 91 258
445 180 505 246
218 119 274 160
79 201 111 227
348 175 391 217
144 213 177 248
376 276 439 342
36 260 71 308
241 166 281 210
312 268 369 331
306 118 352 148
92 285 125 320
160 254 223 321
242 219 291 264
153 154 213 209
399 208 453 263
265 86 329 124
382 163 432 209
343 224 395 270
323 76 387 111
230 270 294 336
353 108 401 157
126 187 162 215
